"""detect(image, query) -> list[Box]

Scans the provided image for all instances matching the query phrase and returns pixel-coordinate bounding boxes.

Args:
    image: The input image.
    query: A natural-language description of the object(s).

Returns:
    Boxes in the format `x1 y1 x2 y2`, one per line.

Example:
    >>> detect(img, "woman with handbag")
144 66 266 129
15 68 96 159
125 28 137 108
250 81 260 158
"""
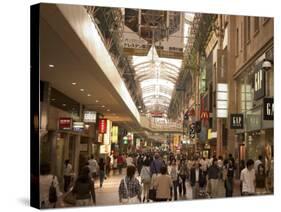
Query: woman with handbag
119 165 141 204
153 166 173 202
72 166 96 206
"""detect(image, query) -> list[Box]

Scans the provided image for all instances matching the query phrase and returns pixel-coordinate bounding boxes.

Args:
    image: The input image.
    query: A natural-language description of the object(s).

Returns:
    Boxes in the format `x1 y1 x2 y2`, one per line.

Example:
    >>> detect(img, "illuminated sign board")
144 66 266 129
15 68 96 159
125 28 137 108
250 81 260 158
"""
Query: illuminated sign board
98 119 107 134
264 98 274 120
111 126 119 144
73 122 84 131
83 111 96 123
230 114 244 129
59 117 72 130
216 83 228 118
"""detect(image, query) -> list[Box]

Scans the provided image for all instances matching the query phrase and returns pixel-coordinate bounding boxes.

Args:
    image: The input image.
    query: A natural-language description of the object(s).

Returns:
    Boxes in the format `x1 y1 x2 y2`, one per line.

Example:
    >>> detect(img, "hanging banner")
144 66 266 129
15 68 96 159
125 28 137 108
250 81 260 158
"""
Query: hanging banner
264 98 274 120
104 120 112 145
216 83 228 118
230 114 244 129
111 126 119 144
98 119 107 134
83 111 97 123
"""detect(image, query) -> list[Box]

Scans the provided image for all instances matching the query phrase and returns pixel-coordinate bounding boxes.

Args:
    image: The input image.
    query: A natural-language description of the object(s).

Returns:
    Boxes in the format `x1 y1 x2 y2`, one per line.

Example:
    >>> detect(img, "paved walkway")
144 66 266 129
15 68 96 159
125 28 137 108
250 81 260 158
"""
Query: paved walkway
57 169 241 207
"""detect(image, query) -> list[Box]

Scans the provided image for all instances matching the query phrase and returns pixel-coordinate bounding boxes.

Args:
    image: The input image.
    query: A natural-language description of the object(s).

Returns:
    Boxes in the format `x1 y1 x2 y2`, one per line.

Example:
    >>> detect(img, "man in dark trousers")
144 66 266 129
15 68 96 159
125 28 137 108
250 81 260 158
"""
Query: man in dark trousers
190 162 206 199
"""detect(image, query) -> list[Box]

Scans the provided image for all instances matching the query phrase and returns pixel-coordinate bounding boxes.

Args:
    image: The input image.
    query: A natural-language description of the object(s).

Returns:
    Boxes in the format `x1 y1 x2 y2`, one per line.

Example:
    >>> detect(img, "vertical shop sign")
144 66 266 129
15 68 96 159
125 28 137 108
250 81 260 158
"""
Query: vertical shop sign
98 119 107 134
254 69 265 100
264 98 274 120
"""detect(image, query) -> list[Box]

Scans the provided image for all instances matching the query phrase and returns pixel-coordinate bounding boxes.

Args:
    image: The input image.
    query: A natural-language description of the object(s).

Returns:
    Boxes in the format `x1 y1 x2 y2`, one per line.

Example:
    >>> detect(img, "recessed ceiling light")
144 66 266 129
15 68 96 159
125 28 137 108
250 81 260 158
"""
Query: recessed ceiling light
140 110 143 112
48 64 55 68
72 82 77 85
107 109 110 112
80 89 84 92
51 98 56 101
95 100 99 103
101 105 105 108
87 94 91 97
138 106 142 109
62 103 66 107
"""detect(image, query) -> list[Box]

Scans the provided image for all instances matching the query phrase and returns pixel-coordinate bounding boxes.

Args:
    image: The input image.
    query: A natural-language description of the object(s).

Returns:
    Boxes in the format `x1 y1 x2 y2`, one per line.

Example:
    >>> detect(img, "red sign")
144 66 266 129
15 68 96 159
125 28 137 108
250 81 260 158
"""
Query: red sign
98 119 107 134
59 117 72 130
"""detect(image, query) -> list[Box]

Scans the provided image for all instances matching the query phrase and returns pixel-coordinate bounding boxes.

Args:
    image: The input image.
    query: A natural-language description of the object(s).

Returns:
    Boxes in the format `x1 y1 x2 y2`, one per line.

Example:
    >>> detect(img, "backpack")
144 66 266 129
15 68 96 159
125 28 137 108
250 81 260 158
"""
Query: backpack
141 167 151 183
49 176 58 203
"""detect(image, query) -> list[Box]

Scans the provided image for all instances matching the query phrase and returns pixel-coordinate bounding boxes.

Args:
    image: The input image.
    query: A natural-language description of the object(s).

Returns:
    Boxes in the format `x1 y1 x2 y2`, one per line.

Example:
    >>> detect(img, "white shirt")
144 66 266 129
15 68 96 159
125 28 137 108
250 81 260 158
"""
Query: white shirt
240 168 256 193
126 157 133 166
88 159 98 173
200 160 208 171
254 160 262 173
218 159 223 168
63 164 72 176
195 169 199 182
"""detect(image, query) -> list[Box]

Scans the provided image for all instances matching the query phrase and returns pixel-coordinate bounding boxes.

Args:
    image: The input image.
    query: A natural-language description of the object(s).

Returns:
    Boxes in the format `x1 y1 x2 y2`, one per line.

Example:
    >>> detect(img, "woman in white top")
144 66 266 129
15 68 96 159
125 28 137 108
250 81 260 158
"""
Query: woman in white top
40 163 62 208
63 159 73 192
140 159 151 202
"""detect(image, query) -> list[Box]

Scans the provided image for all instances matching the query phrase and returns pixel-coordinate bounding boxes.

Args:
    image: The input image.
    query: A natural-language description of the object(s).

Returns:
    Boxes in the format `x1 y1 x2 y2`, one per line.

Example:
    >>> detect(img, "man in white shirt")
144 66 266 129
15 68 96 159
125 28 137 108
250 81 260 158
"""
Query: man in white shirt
240 159 256 195
126 154 134 166
88 155 99 179
254 155 263 173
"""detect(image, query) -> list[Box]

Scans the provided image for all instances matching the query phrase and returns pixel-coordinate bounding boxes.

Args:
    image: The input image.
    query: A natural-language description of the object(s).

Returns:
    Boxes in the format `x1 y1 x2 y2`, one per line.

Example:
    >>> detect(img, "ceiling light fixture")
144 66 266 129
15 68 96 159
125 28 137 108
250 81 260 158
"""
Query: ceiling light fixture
87 94 91 97
107 109 110 112
48 64 55 68
101 105 105 108
62 103 66 107
80 89 84 92
95 100 99 103
72 82 77 85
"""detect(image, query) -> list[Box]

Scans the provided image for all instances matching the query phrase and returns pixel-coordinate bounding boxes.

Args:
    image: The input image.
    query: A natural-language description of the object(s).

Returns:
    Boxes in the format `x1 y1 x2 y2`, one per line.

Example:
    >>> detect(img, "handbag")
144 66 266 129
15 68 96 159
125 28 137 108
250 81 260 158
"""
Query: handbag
63 191 76 205
121 177 140 204
148 188 156 201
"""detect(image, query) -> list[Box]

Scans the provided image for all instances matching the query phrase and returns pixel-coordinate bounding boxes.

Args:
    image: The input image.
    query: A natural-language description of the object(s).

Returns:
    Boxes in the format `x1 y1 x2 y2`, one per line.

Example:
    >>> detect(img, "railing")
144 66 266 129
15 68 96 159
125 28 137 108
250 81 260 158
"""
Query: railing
140 116 183 132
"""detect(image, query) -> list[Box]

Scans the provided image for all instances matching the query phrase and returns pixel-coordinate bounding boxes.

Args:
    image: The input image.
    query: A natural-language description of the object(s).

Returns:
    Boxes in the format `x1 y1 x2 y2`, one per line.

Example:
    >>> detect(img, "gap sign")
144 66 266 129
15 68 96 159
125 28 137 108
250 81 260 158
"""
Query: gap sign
230 114 243 129
264 98 274 120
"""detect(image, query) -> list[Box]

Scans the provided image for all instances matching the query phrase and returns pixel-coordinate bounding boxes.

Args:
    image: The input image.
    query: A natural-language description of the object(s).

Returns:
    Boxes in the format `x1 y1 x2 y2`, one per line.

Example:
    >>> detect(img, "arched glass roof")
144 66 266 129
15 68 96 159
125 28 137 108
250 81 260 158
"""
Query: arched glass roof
131 45 182 112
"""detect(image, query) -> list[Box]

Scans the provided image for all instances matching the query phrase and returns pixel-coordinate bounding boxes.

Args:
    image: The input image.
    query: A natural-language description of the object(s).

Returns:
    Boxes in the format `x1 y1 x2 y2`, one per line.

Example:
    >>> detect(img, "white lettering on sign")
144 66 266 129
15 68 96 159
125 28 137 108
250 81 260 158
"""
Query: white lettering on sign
232 116 242 127
266 103 274 116
255 69 263 92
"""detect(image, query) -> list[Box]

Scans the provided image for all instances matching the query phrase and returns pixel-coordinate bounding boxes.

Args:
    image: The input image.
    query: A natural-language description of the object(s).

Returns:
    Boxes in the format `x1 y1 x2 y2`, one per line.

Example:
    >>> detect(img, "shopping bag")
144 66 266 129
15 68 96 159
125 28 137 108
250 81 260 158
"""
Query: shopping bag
148 189 156 201
63 191 76 205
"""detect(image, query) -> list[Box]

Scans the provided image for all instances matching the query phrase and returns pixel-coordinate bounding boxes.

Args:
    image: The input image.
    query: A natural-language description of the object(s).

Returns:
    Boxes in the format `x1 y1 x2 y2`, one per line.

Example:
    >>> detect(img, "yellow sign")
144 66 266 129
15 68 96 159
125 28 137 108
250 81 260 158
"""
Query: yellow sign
111 126 118 144
208 129 212 140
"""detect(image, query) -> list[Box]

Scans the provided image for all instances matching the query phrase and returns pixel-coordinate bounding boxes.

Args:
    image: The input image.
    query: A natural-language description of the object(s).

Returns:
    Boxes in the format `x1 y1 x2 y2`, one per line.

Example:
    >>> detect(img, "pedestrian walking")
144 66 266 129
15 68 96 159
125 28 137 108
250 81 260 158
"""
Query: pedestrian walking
178 159 189 196
40 163 62 208
63 159 73 192
224 159 235 197
72 166 96 206
207 158 220 198
254 155 263 174
169 159 179 200
117 154 124 175
256 164 267 195
140 158 151 202
119 165 141 204
98 158 106 188
153 166 173 202
88 155 99 179
240 159 255 196
190 162 206 199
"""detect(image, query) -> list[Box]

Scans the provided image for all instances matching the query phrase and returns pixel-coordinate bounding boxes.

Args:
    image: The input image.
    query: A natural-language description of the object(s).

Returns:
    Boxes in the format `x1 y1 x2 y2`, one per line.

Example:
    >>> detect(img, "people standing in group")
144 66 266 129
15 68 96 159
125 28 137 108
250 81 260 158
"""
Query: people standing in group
254 155 263 174
72 166 96 206
88 155 99 179
224 159 235 197
178 159 189 196
117 154 124 175
98 158 106 188
169 159 179 200
153 166 173 201
190 161 206 199
240 159 256 196
63 159 73 192
207 158 220 198
255 164 267 195
40 163 62 208
140 158 151 202
119 165 141 204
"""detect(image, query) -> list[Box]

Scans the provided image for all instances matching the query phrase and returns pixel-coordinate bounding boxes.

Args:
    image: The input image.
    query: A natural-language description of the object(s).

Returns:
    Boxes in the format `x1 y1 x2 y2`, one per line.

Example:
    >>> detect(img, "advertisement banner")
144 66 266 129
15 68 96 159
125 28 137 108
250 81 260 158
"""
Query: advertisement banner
59 117 72 130
111 126 119 144
98 119 107 134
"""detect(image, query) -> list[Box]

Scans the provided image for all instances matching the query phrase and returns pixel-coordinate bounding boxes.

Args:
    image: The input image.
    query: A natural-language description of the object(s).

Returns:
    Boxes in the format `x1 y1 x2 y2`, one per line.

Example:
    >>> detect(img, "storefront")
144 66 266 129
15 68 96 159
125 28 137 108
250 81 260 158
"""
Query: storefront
235 47 273 162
